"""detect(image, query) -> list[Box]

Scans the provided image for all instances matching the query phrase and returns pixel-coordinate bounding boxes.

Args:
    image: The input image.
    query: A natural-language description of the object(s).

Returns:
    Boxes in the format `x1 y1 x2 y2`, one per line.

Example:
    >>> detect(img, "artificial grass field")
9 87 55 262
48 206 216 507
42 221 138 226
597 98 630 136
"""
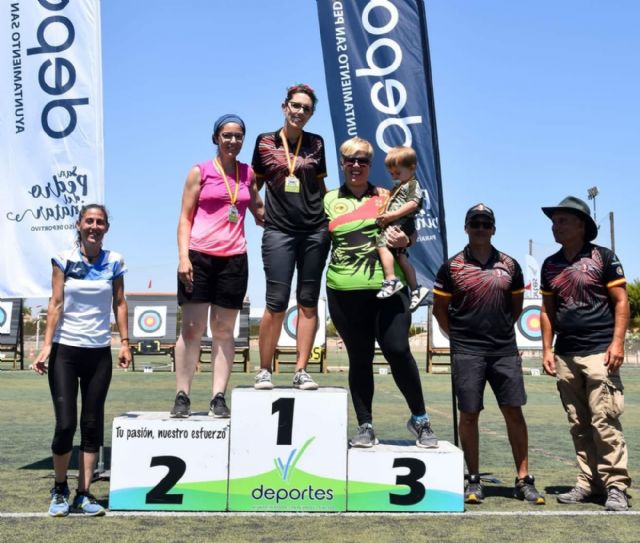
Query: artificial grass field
0 358 638 543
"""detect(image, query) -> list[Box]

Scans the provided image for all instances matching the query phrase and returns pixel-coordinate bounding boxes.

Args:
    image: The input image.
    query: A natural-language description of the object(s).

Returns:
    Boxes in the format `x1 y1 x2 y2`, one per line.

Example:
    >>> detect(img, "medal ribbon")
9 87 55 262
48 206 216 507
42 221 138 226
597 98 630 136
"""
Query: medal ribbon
280 129 303 176
214 158 240 205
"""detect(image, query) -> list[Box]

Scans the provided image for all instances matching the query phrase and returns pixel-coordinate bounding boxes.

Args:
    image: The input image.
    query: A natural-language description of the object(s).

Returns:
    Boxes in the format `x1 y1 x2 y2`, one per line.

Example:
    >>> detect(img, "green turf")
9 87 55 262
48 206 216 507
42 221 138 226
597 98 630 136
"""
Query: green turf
1 363 638 542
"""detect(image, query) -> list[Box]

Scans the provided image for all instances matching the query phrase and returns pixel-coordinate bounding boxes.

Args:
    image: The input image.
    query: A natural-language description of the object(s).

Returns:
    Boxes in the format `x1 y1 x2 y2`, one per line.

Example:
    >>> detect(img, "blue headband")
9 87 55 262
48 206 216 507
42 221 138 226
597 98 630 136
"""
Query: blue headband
213 114 245 137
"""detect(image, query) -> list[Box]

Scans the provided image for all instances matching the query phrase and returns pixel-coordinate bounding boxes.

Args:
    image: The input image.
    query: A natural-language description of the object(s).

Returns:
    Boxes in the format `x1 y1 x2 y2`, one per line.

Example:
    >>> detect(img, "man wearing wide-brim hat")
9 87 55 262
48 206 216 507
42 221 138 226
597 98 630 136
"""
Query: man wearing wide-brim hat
539 195 631 511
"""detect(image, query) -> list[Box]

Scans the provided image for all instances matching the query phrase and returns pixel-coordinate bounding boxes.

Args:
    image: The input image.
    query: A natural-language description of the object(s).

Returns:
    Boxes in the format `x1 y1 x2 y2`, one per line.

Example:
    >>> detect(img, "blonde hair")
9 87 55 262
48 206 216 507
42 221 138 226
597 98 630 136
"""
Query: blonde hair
339 137 374 160
384 146 417 169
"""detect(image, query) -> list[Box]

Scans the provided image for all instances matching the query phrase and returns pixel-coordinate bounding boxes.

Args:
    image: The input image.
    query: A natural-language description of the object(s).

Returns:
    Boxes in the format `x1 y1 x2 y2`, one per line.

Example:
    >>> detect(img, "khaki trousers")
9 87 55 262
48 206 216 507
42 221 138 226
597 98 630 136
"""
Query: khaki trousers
555 353 630 492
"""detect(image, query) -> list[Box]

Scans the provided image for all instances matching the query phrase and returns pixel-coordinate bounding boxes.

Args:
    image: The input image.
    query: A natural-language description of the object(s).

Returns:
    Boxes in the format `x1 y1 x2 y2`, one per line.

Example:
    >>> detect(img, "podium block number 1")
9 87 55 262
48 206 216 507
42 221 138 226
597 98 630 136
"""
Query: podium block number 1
273 397 294 445
228 387 348 512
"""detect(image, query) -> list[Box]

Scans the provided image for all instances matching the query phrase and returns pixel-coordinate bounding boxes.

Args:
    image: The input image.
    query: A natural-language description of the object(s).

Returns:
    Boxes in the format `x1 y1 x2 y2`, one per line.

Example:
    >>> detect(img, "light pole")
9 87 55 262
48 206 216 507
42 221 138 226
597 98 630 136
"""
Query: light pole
587 186 599 222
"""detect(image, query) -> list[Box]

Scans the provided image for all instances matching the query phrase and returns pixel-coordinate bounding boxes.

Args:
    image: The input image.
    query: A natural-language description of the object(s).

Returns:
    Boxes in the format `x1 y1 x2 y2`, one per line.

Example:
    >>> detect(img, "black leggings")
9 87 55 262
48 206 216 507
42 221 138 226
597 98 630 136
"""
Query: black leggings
48 343 113 455
327 287 426 425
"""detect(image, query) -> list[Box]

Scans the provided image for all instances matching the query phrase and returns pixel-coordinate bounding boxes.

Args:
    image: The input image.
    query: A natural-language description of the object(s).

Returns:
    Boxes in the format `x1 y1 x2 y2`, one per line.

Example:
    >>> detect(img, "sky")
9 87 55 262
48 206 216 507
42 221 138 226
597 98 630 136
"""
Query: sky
30 0 639 315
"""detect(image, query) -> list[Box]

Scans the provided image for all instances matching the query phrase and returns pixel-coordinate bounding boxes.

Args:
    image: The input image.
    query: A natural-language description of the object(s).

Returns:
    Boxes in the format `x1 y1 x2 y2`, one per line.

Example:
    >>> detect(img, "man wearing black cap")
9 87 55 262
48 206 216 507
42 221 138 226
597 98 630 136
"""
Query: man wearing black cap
433 204 545 505
540 196 631 511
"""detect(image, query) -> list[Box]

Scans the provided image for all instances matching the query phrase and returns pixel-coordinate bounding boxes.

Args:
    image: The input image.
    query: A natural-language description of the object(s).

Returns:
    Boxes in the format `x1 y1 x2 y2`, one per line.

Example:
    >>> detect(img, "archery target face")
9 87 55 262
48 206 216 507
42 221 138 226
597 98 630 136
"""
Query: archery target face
0 302 11 335
517 305 542 342
277 299 326 348
133 306 167 338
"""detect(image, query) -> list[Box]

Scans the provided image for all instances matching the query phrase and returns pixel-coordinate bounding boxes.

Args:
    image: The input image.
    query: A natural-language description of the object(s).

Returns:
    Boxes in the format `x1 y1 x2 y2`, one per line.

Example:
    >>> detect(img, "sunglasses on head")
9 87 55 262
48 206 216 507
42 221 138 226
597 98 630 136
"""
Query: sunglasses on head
468 220 494 230
342 155 371 166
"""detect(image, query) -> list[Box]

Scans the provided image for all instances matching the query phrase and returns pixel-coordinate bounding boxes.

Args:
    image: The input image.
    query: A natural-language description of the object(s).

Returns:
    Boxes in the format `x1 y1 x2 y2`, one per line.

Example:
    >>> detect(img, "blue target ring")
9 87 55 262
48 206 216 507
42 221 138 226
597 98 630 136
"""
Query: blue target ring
283 307 298 340
517 305 541 342
0 307 7 328
137 309 162 334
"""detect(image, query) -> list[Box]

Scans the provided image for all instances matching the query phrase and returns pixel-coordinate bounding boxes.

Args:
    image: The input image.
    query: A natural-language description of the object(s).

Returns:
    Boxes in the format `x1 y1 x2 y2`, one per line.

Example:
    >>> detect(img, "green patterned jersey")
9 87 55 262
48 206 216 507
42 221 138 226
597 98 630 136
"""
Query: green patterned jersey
324 184 405 291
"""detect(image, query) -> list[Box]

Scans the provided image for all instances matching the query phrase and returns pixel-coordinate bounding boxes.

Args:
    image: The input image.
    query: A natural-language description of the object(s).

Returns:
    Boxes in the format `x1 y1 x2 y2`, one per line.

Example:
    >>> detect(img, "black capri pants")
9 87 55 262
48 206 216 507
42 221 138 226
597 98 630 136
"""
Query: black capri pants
48 343 113 455
262 226 330 312
327 287 426 425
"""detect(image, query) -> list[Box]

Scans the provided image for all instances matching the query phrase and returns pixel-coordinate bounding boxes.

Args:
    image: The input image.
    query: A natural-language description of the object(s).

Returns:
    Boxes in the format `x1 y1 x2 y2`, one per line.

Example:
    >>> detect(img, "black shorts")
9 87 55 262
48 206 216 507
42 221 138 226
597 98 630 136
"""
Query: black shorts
177 250 248 309
452 353 526 412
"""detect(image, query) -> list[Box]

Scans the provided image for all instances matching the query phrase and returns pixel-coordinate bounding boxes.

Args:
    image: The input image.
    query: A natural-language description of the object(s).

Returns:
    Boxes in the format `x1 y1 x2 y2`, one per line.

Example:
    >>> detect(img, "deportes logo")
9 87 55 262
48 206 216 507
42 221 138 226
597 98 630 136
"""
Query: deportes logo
251 436 335 503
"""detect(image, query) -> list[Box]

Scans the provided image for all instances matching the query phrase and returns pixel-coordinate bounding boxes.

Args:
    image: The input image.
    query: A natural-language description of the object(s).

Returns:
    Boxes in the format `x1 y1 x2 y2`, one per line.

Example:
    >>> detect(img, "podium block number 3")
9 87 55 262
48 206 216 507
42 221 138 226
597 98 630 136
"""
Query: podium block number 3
145 456 187 504
390 458 426 506
272 397 295 445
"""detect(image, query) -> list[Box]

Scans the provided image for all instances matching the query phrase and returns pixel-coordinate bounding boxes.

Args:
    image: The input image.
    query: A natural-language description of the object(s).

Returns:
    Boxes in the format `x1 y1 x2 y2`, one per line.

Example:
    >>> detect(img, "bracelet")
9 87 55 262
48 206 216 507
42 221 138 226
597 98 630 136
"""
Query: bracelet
121 337 130 342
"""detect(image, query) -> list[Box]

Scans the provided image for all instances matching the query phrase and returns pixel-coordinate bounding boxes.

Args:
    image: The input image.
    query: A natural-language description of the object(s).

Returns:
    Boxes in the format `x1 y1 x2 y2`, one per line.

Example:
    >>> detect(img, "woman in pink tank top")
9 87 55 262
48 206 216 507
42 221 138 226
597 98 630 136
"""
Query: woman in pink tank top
171 114 264 418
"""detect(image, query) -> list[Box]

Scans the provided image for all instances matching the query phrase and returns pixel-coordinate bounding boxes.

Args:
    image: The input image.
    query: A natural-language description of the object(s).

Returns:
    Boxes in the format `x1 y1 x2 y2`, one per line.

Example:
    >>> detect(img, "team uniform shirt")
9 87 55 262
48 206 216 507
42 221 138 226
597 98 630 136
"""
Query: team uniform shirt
52 248 127 348
252 130 327 234
189 160 253 256
433 246 524 355
540 243 626 356
324 183 405 290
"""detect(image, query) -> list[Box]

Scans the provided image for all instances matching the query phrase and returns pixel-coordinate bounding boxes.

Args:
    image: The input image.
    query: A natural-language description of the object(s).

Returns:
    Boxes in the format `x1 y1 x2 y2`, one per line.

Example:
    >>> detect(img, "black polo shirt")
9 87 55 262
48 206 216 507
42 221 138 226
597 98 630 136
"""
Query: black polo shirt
251 130 327 234
433 246 524 355
540 243 626 356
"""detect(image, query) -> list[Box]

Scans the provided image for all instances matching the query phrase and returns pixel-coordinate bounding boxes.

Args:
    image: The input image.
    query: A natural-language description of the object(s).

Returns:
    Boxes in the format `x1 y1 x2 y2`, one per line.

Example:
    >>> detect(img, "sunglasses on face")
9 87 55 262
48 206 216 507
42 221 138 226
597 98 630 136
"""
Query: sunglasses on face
288 101 313 114
220 132 244 142
342 156 371 166
468 221 494 230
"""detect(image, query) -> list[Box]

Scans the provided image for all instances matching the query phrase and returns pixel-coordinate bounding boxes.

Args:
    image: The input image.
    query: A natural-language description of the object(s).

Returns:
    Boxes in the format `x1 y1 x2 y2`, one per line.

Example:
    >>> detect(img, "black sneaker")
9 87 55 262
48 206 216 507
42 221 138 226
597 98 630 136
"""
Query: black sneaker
465 474 484 504
170 391 191 418
349 423 379 448
209 393 230 418
406 417 438 448
513 475 546 505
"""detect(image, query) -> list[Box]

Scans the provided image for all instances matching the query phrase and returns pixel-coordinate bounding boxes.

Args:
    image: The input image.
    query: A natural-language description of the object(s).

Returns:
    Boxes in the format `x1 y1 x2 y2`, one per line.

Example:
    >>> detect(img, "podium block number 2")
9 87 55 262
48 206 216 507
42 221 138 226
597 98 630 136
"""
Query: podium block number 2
145 456 187 504
390 458 426 505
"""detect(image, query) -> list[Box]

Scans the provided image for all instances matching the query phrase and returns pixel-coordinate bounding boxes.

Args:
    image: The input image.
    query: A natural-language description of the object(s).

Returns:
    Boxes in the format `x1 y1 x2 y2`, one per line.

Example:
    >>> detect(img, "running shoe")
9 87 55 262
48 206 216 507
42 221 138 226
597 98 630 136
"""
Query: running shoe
465 474 484 504
71 492 106 516
254 369 274 390
48 484 70 517
605 487 629 511
406 417 438 448
293 369 318 390
209 393 230 418
170 390 191 418
513 475 546 505
350 423 379 448
556 485 593 504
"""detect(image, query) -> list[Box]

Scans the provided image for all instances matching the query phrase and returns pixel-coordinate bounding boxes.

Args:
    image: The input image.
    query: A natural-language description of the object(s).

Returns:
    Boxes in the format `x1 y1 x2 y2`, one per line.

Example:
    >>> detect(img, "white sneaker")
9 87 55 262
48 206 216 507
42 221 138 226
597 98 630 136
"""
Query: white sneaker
254 369 274 390
409 285 429 312
292 369 318 390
